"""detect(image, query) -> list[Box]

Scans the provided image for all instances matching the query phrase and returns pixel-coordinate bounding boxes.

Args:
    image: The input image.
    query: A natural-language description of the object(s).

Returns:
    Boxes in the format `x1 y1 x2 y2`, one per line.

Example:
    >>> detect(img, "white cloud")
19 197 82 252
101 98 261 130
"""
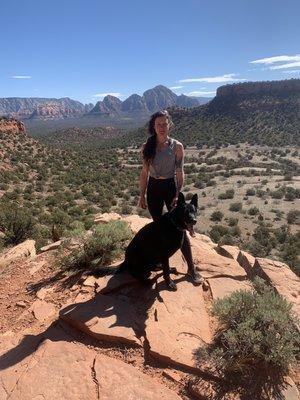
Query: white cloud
92 92 122 98
179 73 246 83
11 75 31 79
270 61 300 70
282 69 300 74
250 54 300 65
169 86 184 90
185 90 216 97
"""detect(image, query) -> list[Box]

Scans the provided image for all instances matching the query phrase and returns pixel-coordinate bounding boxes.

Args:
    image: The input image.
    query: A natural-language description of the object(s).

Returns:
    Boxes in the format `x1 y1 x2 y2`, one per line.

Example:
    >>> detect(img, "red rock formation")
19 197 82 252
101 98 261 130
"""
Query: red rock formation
0 117 26 135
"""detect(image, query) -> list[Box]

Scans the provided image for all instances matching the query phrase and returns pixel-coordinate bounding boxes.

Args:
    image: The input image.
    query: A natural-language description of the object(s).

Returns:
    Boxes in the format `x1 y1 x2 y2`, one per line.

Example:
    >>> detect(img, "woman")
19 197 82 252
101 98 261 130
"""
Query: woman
138 110 204 285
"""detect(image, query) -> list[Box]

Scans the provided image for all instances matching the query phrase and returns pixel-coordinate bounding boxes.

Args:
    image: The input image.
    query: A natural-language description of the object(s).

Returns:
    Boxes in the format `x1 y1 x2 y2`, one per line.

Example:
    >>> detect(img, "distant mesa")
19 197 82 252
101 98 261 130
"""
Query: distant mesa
168 78 300 147
88 85 206 116
217 78 300 97
0 97 93 121
0 85 211 122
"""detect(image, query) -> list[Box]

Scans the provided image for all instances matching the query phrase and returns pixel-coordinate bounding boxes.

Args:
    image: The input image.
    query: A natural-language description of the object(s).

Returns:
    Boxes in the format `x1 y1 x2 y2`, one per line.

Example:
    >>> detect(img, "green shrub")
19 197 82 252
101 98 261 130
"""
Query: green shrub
61 220 132 272
270 188 285 199
228 217 238 227
219 233 235 246
229 202 242 212
0 202 35 245
209 225 229 243
287 210 300 225
248 206 260 216
195 278 299 399
218 189 235 200
210 210 224 222
246 188 256 196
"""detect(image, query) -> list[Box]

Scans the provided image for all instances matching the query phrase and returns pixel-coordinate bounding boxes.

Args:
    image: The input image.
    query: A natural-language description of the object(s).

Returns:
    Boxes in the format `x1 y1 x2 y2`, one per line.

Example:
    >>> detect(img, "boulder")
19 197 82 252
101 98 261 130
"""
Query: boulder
0 240 36 269
40 240 61 252
253 258 300 320
123 215 151 234
30 300 57 322
190 241 247 279
94 212 121 224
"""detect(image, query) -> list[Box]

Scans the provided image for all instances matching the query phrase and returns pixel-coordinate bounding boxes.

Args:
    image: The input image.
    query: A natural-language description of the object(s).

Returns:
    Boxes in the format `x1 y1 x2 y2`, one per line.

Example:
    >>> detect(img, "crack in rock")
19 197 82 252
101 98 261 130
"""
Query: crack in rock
6 339 45 399
91 356 100 399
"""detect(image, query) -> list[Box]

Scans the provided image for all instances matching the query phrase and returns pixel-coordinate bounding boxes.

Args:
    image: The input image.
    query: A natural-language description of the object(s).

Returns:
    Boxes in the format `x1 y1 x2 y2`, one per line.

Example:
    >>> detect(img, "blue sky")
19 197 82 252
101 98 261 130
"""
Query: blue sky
1 0 300 104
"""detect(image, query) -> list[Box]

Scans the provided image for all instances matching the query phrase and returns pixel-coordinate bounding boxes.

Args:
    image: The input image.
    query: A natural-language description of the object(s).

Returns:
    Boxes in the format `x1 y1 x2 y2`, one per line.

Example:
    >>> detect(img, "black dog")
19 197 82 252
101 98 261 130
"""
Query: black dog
116 192 198 291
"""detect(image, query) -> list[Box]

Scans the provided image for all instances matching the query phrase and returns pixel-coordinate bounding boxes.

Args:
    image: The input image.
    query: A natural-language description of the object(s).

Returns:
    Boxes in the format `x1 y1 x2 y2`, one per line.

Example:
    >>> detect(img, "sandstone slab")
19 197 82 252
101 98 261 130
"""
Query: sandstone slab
190 242 247 279
237 250 256 276
0 339 98 400
95 271 139 294
209 277 252 300
95 352 182 400
216 244 240 260
60 293 142 346
1 339 181 400
146 278 212 371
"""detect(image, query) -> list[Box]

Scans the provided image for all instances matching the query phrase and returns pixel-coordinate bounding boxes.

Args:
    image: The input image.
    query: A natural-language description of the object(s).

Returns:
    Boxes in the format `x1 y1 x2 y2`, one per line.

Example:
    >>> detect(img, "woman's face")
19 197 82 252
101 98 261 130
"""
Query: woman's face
154 116 170 137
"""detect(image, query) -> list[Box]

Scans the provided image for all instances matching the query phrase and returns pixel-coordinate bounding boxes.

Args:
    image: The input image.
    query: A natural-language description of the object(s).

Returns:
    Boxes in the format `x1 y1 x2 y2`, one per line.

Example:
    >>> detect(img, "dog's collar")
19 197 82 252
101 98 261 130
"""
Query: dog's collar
168 216 185 232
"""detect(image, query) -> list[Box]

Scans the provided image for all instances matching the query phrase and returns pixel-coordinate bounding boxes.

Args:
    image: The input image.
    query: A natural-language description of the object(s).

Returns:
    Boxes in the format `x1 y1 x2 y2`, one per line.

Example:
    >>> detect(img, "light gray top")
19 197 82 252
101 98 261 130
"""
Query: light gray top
149 137 179 179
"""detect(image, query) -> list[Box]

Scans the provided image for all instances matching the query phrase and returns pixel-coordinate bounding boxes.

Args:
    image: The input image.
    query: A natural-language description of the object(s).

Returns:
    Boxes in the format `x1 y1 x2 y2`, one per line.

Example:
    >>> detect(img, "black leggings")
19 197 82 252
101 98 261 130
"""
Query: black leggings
146 176 195 272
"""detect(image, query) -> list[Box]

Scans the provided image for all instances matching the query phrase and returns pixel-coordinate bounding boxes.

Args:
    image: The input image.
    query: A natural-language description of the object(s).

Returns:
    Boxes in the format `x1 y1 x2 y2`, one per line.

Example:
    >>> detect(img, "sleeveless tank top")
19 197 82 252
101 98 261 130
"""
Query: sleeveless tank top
149 138 179 179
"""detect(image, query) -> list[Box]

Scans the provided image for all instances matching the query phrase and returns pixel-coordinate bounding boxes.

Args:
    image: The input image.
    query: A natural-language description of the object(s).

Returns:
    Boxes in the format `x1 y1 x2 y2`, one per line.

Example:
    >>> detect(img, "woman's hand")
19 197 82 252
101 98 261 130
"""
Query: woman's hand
139 195 147 209
170 194 178 208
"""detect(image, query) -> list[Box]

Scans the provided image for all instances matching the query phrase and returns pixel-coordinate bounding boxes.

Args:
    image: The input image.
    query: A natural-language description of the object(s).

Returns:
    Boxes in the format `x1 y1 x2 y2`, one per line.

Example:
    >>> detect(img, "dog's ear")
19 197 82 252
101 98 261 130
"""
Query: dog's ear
177 192 186 206
190 193 198 209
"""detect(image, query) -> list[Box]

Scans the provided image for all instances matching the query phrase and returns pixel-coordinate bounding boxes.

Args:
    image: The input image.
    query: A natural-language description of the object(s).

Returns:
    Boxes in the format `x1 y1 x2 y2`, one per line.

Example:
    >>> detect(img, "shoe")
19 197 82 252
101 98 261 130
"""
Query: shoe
188 270 205 286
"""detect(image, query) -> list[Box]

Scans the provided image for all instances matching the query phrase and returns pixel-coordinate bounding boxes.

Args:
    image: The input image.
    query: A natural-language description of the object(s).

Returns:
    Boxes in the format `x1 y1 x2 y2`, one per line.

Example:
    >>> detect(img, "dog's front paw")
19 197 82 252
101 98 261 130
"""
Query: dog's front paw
167 280 177 291
169 267 179 275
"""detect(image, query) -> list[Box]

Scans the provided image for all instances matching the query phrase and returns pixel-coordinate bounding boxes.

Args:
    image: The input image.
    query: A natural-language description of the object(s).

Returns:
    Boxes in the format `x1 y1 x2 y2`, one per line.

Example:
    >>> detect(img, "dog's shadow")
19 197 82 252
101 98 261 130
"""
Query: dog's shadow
0 270 186 371
60 270 187 343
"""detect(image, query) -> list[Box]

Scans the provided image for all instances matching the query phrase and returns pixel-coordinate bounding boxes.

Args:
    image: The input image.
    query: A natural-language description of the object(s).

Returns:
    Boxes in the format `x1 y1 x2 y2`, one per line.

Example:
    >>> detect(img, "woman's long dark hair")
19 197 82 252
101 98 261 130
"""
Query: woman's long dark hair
142 110 174 163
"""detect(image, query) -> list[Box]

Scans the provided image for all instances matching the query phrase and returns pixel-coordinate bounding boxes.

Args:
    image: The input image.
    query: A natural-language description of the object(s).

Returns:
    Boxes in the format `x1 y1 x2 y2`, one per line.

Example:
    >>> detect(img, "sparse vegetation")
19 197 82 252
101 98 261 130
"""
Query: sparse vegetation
195 278 300 399
61 220 132 272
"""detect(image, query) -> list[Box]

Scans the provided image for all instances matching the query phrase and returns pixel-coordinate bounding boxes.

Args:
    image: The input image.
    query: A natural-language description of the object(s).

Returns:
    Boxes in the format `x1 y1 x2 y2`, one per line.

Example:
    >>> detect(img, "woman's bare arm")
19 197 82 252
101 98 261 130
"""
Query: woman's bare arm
139 144 149 208
175 142 184 195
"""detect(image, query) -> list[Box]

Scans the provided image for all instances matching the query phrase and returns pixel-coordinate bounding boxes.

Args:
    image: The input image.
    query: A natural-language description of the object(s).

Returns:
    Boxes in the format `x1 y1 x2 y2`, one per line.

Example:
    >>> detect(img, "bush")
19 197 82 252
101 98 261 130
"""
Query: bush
228 217 238 227
218 189 235 200
219 233 235 245
194 278 299 399
246 188 256 196
229 202 242 212
209 225 229 243
287 210 300 225
0 202 35 245
210 210 224 222
61 220 132 272
248 206 260 216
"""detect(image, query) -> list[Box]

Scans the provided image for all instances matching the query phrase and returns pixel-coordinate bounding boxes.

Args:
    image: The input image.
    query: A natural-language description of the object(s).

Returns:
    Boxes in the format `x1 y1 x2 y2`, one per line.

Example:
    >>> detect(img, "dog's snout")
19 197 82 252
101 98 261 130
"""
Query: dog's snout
191 218 197 225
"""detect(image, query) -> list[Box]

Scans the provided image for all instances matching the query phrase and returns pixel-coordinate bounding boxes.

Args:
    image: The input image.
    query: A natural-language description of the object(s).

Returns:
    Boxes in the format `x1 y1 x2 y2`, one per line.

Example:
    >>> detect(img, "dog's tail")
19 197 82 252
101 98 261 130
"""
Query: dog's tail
88 260 128 277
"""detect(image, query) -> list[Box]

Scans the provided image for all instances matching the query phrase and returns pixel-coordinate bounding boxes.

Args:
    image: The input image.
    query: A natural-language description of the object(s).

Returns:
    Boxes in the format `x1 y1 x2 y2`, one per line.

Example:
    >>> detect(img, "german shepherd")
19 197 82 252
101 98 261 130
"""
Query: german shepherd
115 192 198 291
